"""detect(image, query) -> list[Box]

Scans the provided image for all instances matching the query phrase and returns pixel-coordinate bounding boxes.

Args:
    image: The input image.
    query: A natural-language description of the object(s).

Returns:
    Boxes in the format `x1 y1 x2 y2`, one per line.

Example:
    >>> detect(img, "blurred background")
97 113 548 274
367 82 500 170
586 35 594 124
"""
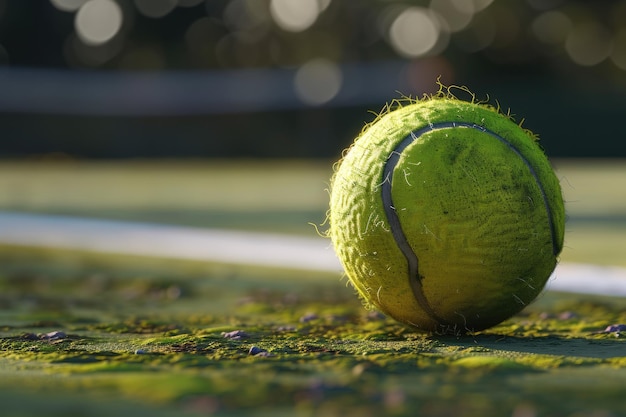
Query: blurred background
1 5 625 416
0 0 626 159
0 0 624 269
0 4 625 415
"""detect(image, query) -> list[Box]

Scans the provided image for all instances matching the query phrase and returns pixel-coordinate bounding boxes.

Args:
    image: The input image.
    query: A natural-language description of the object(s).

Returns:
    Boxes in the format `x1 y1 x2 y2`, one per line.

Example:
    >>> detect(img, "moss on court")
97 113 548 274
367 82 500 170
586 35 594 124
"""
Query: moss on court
0 249 625 417
0 160 624 416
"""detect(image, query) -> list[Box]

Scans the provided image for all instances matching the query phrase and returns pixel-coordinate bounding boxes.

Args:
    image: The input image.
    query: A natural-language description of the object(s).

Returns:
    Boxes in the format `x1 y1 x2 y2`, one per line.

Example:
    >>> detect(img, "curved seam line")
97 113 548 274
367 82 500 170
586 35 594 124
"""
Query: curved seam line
381 121 558 326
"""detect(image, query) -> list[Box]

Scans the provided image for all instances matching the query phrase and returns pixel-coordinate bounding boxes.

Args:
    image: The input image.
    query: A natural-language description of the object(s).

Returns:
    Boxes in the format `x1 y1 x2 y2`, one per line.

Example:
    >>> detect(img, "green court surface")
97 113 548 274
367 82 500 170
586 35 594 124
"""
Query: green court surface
0 159 624 266
0 159 625 417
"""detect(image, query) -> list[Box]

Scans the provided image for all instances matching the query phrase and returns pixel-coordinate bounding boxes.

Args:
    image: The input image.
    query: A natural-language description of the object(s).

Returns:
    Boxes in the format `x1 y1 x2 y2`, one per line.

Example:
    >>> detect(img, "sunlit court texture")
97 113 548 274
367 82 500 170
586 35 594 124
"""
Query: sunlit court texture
1 1 626 417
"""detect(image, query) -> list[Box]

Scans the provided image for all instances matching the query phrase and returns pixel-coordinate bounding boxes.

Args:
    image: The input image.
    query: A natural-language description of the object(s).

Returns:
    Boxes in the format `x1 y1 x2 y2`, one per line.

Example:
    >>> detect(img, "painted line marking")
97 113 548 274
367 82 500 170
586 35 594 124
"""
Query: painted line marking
0 211 624 296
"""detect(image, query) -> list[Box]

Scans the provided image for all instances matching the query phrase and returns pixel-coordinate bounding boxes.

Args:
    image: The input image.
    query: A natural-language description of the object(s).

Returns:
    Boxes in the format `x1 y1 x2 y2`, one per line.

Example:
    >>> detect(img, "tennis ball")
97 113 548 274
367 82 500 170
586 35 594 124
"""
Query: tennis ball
328 91 565 335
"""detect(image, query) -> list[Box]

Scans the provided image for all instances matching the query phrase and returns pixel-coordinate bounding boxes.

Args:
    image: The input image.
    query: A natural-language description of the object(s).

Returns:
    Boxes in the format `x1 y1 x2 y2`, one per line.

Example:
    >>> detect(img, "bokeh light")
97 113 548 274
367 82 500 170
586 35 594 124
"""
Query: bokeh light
3 0 626 80
531 11 572 45
565 21 613 66
65 32 124 67
429 0 473 33
270 0 322 32
294 59 342 105
3 0 626 162
75 0 123 46
222 0 270 42
389 7 442 58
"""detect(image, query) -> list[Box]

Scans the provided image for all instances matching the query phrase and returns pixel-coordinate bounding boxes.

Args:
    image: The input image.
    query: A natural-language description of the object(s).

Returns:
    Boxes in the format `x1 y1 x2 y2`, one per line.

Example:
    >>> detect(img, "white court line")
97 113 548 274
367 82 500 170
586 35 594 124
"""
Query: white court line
0 211 625 297
0 212 341 273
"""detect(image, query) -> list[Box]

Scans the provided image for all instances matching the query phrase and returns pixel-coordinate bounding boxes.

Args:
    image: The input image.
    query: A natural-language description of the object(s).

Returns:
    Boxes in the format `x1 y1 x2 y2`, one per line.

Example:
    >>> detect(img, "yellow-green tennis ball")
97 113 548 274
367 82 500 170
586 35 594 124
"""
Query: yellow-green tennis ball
328 96 565 334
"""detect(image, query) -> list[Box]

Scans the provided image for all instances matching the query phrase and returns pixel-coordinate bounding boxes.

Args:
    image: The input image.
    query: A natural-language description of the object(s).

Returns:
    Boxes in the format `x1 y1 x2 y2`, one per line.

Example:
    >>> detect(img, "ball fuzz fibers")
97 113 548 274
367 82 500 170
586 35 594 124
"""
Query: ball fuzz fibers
328 90 565 335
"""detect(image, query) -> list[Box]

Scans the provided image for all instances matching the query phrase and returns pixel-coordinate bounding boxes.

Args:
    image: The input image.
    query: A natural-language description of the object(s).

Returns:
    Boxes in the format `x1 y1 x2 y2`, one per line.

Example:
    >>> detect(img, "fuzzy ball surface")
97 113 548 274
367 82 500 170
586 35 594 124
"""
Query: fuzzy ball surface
328 97 565 334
